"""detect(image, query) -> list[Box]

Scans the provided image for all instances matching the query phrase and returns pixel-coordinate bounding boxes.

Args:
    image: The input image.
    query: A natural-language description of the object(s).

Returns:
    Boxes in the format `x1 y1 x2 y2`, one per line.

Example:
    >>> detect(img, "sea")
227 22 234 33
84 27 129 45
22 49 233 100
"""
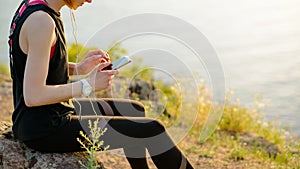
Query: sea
1 0 300 136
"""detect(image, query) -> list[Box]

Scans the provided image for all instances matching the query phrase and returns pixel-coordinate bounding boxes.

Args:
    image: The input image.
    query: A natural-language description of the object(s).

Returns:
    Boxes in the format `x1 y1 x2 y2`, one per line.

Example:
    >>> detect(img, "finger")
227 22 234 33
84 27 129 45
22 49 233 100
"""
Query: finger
100 58 109 63
101 53 110 62
93 53 109 62
98 49 110 61
97 62 112 71
96 49 108 57
92 49 105 55
86 49 108 59
85 50 101 58
86 54 108 64
85 55 103 64
105 53 110 60
105 70 119 75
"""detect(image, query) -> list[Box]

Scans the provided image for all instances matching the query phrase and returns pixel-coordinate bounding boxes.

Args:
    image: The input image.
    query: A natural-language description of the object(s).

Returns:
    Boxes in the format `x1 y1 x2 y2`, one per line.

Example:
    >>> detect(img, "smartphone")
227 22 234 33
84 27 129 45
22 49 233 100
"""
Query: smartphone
103 56 132 70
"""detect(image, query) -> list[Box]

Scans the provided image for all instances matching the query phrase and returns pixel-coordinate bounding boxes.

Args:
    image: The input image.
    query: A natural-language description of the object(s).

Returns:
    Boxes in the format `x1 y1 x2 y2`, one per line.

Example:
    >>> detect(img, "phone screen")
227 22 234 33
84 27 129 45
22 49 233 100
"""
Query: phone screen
112 56 132 70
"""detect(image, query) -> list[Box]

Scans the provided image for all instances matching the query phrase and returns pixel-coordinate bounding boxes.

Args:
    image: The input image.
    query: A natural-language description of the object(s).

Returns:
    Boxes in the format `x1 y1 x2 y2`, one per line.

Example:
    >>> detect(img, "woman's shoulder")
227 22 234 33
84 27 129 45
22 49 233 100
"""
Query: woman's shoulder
24 10 55 30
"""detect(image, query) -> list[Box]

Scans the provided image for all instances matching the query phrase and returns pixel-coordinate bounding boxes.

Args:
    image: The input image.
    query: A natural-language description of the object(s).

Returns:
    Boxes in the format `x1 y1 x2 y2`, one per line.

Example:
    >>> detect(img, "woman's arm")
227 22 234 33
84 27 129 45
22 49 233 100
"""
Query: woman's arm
22 11 82 106
68 50 110 76
22 11 117 107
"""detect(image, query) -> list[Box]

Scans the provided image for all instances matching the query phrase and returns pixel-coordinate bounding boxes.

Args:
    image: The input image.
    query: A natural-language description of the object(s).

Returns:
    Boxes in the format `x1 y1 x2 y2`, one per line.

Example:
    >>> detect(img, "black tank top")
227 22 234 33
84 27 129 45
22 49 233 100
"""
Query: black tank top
9 1 74 141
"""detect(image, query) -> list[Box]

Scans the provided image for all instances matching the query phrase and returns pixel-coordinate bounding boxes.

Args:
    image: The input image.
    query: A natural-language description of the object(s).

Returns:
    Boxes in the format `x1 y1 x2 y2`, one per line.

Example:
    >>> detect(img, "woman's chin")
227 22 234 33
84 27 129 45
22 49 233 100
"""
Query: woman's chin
66 4 79 10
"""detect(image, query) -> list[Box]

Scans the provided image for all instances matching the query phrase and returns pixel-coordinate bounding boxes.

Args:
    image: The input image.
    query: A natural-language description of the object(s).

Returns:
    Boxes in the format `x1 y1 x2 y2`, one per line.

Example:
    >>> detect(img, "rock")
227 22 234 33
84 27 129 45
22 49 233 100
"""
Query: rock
100 77 171 118
290 149 300 155
0 74 11 83
0 76 12 95
102 77 157 101
0 121 103 169
128 78 156 101
237 132 281 159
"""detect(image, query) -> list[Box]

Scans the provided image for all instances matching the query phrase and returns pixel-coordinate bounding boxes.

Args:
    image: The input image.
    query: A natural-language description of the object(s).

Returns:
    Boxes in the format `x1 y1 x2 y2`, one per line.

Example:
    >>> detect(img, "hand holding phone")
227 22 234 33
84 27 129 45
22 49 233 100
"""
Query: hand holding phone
103 56 132 70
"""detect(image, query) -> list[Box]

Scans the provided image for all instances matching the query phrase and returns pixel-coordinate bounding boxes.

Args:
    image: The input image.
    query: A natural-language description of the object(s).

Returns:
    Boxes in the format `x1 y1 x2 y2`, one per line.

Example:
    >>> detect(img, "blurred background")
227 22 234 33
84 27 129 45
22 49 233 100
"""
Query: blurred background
1 0 300 136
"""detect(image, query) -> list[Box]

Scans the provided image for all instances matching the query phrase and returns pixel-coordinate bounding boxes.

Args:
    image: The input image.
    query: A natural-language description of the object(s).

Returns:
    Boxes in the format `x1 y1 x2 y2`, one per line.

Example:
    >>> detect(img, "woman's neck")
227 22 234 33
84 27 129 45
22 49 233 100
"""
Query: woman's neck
44 0 65 12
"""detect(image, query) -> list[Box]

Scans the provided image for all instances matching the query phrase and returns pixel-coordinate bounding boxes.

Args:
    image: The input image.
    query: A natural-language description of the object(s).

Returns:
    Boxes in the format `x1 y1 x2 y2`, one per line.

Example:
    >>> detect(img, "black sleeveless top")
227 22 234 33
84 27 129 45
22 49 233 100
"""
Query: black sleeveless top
9 1 74 141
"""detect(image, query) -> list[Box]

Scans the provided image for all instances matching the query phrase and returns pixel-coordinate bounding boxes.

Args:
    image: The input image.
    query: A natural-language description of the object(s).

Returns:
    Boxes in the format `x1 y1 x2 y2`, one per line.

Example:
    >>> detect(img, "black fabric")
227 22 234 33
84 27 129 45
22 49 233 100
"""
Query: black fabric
24 99 194 169
9 2 74 141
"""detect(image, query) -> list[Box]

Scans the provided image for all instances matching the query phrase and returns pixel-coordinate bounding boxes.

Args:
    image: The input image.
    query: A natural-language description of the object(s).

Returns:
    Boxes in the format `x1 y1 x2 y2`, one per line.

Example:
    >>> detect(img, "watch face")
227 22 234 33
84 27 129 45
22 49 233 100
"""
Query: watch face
81 79 92 97
84 87 92 95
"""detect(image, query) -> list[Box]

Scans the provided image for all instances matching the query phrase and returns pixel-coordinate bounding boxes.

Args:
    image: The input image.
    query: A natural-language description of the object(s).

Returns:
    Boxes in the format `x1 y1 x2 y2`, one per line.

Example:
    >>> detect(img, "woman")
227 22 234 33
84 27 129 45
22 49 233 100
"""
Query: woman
9 0 194 168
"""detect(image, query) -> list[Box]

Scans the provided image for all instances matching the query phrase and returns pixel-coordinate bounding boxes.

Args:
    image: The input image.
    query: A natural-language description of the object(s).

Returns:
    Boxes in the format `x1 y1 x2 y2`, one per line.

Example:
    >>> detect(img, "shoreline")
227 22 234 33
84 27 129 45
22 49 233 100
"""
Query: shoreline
0 75 299 168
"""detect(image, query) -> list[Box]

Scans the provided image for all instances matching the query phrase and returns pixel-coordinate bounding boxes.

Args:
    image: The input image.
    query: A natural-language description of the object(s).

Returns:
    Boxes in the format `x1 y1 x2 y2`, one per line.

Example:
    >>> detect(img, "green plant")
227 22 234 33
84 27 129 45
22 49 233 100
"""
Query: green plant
0 63 9 76
0 63 9 83
107 42 128 61
229 141 248 161
68 42 300 168
77 119 109 169
68 43 97 63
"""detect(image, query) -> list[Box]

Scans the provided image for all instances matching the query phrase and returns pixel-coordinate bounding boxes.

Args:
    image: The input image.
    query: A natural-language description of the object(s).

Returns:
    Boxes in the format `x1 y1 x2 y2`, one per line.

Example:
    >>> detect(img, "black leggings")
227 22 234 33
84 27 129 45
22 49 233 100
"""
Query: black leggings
24 98 194 169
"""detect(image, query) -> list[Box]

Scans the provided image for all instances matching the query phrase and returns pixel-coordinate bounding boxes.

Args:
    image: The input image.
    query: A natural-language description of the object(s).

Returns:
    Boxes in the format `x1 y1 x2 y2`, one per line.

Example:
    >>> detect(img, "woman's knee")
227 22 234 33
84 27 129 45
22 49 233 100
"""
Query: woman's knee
129 100 146 115
104 99 146 117
146 119 166 136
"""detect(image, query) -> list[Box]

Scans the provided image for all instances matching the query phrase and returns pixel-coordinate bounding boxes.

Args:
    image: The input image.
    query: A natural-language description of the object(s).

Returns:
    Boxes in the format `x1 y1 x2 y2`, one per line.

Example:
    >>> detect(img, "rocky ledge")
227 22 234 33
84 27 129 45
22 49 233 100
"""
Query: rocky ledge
0 121 101 169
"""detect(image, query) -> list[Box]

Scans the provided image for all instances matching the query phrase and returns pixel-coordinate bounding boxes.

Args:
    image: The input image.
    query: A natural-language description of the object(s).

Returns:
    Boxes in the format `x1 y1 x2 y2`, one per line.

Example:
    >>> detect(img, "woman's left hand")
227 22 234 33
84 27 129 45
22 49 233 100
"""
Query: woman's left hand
75 49 110 75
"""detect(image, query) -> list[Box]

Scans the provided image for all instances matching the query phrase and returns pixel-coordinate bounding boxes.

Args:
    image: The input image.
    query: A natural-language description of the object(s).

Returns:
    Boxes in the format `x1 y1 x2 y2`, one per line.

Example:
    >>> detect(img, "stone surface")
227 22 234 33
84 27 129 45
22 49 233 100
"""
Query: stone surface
238 132 280 158
101 76 158 101
128 78 156 101
0 121 98 169
101 77 171 118
226 131 281 159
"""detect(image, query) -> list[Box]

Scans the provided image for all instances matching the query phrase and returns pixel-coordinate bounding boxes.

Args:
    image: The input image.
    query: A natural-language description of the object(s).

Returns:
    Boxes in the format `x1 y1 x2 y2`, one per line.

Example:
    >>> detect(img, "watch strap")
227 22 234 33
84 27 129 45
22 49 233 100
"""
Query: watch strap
80 79 92 97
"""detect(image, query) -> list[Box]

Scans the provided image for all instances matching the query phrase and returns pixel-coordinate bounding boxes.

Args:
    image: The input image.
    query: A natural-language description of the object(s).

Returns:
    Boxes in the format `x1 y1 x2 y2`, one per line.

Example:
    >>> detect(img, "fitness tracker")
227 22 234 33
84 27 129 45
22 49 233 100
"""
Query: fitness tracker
80 79 92 97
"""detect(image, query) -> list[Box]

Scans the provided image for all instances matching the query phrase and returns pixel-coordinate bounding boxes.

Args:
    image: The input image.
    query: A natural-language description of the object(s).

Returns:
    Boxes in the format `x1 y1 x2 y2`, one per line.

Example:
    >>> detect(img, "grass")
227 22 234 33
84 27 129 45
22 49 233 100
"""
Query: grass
183 83 300 168
0 63 9 83
0 63 9 75
66 43 300 168
77 119 109 169
102 74 300 167
101 71 295 167
105 73 300 167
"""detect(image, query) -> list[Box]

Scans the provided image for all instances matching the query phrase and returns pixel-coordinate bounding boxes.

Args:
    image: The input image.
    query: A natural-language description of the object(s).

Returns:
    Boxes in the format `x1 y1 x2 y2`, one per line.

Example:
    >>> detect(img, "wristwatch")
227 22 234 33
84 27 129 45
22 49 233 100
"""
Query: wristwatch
80 79 92 97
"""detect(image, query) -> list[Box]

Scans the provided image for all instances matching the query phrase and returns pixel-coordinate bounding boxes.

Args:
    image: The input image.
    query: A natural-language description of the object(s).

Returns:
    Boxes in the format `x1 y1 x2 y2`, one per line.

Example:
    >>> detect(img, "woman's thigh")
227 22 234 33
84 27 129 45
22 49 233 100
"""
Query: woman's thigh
75 115 167 151
73 98 145 117
24 115 165 153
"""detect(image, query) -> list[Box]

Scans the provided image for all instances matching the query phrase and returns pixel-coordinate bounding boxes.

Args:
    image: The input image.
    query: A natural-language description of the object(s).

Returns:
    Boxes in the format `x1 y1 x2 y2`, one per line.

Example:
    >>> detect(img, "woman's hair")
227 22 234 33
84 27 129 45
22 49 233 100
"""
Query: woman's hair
64 0 72 4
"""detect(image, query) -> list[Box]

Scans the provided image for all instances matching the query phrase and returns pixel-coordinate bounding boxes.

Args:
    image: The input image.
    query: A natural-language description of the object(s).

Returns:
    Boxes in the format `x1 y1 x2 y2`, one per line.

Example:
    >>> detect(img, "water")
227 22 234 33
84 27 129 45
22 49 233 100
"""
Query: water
1 0 300 136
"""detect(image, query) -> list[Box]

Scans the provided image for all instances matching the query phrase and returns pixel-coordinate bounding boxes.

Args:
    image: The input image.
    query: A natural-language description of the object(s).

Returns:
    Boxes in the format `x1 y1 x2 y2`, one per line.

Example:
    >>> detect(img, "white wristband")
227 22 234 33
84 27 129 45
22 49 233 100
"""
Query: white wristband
80 79 92 97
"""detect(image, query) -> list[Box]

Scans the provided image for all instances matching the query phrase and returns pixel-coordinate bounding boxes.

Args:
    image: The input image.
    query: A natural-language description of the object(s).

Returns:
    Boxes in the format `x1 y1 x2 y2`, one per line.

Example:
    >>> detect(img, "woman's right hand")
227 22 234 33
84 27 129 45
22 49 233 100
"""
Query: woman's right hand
87 62 119 92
